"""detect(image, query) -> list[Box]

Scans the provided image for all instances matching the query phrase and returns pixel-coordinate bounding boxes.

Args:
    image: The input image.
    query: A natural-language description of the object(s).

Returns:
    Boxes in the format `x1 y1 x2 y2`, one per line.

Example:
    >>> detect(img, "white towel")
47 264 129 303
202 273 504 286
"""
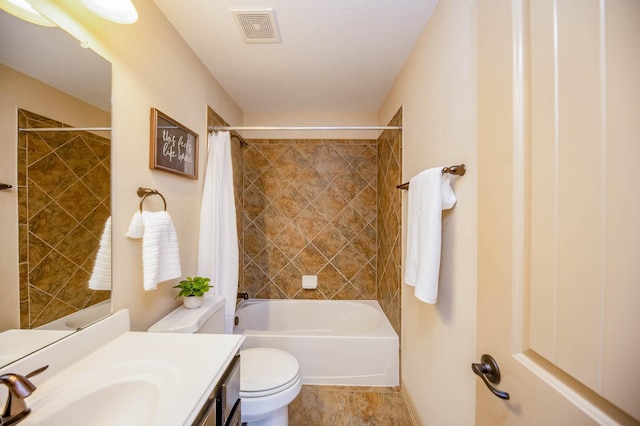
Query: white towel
404 167 457 304
197 131 239 333
88 216 112 290
127 210 182 291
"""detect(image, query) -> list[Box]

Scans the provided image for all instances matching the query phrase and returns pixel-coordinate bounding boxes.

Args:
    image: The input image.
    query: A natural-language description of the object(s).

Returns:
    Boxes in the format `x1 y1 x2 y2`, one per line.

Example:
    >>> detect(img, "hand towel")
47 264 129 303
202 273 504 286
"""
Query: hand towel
197 131 239 333
127 210 182 291
88 216 112 290
404 167 457 304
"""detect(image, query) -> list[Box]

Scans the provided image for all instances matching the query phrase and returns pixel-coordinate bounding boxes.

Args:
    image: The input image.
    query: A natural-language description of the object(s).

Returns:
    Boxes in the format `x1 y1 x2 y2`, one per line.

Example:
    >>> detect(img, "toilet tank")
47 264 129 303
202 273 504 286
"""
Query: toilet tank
148 296 226 334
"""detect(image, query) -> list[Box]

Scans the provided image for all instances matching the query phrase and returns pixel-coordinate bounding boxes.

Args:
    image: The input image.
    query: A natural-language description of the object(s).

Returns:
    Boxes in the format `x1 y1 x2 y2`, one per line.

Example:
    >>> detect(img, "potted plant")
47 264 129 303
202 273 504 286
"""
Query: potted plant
173 276 212 309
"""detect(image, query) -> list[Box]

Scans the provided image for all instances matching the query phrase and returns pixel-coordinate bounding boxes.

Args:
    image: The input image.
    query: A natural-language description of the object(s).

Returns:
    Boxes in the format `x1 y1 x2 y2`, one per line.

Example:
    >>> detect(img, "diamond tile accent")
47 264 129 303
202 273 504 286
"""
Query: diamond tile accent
332 205 367 241
273 185 307 221
313 185 350 222
253 165 285 199
56 137 100 177
273 261 305 298
28 153 77 198
256 203 290 240
292 244 328 275
311 224 348 261
331 244 367 280
253 243 288 277
332 166 368 201
243 183 269 221
317 263 348 299
29 203 78 248
56 181 100 222
272 223 307 260
293 205 328 241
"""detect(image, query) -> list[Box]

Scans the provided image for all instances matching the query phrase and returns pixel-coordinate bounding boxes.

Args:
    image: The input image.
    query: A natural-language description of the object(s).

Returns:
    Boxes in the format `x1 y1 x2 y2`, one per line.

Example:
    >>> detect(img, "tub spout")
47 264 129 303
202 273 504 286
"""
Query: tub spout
237 292 249 300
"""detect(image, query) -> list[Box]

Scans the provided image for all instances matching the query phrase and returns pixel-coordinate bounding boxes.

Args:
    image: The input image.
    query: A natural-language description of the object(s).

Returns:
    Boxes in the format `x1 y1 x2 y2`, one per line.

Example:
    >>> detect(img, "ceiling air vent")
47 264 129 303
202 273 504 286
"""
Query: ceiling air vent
231 9 280 43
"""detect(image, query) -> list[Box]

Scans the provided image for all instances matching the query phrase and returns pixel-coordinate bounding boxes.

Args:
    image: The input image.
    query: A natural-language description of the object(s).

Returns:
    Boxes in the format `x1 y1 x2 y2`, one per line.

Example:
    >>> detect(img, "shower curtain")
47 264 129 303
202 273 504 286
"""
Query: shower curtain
197 131 239 333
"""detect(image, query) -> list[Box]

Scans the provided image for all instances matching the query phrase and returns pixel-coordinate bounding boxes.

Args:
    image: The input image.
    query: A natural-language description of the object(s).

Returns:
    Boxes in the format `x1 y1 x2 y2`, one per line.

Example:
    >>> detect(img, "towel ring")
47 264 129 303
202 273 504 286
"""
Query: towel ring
137 187 167 212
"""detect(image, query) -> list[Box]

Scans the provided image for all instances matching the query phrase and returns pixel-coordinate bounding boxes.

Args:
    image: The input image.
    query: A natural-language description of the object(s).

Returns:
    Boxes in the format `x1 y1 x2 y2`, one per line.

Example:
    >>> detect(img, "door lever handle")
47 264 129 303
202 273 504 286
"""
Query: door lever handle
472 354 510 400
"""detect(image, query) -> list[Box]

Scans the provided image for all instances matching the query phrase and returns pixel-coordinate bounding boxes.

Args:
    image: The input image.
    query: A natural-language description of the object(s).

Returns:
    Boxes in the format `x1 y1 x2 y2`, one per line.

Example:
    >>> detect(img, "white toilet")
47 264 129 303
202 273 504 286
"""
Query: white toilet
148 296 302 426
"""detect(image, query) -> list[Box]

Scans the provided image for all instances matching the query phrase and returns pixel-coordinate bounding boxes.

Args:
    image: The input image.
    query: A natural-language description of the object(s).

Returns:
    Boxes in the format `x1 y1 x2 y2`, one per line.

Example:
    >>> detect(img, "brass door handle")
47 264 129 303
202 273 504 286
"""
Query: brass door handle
472 354 510 400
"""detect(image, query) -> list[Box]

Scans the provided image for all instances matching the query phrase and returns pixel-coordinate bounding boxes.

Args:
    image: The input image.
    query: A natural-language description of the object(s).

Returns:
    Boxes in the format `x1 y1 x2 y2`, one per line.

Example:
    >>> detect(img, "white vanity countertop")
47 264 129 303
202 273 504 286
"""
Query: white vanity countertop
2 310 244 426
22 331 244 426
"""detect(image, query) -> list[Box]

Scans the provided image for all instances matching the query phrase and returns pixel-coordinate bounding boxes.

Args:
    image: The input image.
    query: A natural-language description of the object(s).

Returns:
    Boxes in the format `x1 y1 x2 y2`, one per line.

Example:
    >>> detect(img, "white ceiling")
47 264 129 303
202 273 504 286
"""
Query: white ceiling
153 0 438 114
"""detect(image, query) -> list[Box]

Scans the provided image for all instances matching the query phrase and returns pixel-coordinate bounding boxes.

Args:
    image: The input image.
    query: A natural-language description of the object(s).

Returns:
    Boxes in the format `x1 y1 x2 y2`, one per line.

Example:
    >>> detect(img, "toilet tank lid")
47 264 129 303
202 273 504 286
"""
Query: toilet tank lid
147 295 225 333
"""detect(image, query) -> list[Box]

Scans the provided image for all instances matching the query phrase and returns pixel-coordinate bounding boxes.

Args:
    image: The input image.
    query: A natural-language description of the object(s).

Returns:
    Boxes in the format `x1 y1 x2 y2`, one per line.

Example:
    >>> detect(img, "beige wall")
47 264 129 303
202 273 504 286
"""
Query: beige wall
378 1 478 424
0 65 111 331
242 111 381 140
27 0 243 331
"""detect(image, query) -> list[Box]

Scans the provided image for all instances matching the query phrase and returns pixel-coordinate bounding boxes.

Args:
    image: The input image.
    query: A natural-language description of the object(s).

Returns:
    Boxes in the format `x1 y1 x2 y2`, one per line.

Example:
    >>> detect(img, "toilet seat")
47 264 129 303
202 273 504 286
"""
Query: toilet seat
240 347 301 398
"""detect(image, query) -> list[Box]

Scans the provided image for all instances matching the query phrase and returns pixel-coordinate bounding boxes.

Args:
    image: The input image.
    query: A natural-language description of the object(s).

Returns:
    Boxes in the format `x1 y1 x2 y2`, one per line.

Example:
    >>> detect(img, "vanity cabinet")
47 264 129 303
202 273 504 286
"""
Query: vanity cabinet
193 353 241 426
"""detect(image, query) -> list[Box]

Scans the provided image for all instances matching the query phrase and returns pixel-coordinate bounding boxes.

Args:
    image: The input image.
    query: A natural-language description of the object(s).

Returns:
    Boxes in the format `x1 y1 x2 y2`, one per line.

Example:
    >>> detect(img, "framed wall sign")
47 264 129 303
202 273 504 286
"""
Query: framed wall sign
150 108 198 179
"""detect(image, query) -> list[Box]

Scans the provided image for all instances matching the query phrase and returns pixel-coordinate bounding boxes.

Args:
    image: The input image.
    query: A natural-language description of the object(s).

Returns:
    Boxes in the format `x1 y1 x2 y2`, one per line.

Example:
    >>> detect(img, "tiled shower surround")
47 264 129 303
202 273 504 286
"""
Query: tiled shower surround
376 110 402 334
241 139 379 300
18 109 111 328
207 107 403 334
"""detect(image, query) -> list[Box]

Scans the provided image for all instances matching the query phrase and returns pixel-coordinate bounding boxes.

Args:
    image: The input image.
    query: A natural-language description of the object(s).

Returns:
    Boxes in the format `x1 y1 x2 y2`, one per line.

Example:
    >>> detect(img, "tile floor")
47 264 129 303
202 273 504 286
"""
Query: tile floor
289 385 415 425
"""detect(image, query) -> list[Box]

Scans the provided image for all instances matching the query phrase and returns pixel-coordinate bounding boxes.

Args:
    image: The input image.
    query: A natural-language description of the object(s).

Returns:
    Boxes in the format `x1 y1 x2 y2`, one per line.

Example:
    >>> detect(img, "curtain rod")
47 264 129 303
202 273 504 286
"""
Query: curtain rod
208 125 402 132
19 127 111 132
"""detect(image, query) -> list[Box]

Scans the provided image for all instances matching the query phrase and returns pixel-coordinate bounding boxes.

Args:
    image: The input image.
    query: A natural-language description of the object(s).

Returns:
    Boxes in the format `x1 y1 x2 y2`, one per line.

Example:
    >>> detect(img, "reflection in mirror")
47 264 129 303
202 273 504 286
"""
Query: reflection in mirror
0 8 112 367
18 109 112 325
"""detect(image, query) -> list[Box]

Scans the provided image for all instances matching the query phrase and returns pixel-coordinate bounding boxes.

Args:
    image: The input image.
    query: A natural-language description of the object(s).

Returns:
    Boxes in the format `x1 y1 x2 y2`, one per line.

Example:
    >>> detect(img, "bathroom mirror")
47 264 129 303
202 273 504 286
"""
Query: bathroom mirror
0 8 112 367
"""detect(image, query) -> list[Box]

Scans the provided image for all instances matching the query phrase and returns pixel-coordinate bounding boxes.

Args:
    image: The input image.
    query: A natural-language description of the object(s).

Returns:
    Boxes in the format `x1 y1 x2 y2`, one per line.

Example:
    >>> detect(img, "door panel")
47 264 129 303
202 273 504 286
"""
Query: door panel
477 0 640 423
601 0 640 415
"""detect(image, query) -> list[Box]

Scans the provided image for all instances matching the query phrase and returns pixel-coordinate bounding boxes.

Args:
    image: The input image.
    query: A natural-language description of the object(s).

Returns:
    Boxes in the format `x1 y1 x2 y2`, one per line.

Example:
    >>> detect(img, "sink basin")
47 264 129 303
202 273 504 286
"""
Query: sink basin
32 381 158 426
23 360 180 426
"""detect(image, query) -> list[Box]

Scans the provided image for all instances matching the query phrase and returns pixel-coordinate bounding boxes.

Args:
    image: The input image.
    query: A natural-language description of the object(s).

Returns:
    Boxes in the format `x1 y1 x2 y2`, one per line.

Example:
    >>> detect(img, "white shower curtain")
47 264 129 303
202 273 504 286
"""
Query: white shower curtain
197 131 239 333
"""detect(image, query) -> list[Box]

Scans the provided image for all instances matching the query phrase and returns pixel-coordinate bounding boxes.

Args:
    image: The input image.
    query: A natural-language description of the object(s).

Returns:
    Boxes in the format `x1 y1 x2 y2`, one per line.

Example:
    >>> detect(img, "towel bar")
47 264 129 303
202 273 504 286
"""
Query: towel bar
396 164 466 190
137 187 167 212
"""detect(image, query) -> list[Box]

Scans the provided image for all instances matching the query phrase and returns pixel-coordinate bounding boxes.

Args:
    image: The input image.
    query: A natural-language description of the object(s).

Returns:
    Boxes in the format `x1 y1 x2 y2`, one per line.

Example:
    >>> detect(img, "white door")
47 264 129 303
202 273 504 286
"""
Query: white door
477 0 640 424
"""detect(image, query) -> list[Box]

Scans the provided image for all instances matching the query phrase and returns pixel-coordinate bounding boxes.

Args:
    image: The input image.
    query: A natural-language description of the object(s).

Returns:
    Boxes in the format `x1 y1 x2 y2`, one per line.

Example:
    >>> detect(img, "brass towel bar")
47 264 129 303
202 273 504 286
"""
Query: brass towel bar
396 164 466 191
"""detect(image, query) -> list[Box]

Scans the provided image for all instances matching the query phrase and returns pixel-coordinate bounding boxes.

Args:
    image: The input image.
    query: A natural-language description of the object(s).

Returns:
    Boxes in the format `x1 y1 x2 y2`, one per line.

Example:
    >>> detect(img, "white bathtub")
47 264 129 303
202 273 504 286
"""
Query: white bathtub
233 299 399 386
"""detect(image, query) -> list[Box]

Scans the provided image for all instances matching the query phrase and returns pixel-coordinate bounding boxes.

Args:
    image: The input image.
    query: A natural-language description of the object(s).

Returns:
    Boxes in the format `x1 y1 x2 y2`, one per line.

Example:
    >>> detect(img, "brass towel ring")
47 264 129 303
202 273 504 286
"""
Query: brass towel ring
137 187 167 212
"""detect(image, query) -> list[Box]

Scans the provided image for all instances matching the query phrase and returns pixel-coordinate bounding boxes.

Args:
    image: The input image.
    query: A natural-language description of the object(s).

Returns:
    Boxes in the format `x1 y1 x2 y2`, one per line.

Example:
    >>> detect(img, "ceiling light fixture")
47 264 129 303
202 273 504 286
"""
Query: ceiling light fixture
80 0 138 24
0 0 56 27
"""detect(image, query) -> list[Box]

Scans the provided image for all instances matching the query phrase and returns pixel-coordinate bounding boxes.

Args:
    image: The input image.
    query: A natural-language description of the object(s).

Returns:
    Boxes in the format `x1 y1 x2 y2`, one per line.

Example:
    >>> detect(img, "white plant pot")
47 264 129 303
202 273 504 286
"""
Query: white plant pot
183 296 203 309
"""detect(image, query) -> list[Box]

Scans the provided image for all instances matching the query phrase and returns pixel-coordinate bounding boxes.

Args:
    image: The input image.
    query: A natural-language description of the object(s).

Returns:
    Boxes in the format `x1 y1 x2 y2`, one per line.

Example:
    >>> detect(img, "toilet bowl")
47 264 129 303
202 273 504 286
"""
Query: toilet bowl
148 296 302 426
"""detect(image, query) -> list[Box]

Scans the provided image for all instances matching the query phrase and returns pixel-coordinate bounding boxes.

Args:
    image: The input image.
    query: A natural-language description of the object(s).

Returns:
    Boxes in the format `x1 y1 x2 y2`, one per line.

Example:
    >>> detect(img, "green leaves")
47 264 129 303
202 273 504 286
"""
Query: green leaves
172 276 212 298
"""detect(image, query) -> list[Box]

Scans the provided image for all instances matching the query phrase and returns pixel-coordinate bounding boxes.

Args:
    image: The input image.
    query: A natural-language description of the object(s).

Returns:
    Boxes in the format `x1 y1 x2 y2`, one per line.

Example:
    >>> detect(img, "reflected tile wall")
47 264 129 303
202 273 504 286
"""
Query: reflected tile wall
376 109 403 335
18 110 111 328
241 139 377 299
